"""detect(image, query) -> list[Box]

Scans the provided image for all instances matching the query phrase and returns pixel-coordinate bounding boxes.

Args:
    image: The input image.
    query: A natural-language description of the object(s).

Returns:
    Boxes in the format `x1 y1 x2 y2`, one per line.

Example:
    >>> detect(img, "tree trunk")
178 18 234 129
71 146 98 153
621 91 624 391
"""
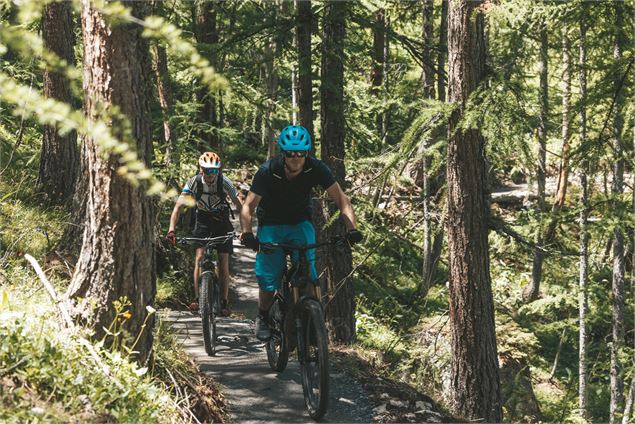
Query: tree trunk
370 8 385 94
381 18 390 143
295 0 314 144
421 0 435 98
69 0 156 363
419 0 436 298
320 0 353 344
610 3 626 422
263 33 280 160
578 13 589 420
525 21 548 302
370 8 385 140
195 0 219 152
152 43 177 167
544 27 572 244
37 1 78 204
446 1 501 421
437 0 448 102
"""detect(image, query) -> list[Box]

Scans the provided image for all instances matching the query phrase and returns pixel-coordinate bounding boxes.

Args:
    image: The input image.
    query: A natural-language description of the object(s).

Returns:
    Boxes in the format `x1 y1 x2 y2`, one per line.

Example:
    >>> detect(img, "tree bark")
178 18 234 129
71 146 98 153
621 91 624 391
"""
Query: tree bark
152 43 178 167
320 0 354 344
610 3 626 422
437 0 448 102
525 21 548 302
446 1 501 421
263 27 281 160
295 0 314 144
195 0 219 152
69 0 156 362
544 27 572 244
370 8 386 140
37 1 78 204
421 0 435 98
370 8 385 94
578 13 589 420
419 0 437 298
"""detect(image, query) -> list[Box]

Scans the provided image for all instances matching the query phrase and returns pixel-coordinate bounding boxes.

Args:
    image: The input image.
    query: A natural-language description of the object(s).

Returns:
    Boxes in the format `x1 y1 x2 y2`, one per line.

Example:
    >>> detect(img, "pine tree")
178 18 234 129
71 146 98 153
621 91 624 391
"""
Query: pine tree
69 0 156 362
446 0 501 420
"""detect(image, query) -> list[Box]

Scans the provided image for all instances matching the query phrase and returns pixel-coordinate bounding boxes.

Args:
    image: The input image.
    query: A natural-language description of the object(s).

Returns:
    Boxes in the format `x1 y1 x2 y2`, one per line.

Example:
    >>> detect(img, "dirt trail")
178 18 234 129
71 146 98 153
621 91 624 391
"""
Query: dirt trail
164 246 374 423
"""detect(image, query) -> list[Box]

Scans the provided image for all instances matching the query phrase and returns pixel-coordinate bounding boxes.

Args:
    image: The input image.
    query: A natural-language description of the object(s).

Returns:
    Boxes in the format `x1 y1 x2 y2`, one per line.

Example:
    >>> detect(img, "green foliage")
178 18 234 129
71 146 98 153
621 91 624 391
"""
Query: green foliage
0 290 182 422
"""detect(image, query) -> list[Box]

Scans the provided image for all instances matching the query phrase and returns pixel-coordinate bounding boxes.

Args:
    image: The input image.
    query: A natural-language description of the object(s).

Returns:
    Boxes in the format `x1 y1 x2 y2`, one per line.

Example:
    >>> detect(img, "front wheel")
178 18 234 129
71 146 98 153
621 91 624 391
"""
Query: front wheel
266 298 289 371
200 272 217 356
299 299 329 419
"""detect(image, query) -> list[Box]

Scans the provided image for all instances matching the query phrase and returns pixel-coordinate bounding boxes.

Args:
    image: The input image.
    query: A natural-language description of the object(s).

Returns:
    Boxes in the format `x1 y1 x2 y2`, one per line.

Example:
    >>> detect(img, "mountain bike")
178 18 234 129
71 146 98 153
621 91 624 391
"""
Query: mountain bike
178 231 235 356
260 236 346 420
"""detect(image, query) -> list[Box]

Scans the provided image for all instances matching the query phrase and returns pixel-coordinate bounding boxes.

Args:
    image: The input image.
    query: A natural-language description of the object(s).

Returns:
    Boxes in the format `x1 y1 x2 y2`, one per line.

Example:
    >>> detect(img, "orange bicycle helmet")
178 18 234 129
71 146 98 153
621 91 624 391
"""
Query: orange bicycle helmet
198 151 221 169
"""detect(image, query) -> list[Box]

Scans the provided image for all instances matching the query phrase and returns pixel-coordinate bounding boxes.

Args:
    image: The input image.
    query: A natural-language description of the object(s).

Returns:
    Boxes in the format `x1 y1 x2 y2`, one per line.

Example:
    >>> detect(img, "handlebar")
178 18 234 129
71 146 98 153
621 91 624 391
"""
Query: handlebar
177 231 236 247
176 231 251 250
259 235 346 253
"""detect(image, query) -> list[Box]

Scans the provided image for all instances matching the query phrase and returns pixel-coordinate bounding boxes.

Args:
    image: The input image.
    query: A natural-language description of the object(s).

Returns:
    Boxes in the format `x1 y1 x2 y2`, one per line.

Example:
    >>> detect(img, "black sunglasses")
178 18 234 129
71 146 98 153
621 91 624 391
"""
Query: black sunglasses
202 167 220 175
283 151 308 158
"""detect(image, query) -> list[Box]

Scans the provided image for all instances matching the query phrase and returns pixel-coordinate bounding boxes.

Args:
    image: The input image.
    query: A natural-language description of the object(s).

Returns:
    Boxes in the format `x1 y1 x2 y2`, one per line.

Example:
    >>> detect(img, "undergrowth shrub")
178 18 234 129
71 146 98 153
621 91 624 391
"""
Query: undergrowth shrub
0 292 182 422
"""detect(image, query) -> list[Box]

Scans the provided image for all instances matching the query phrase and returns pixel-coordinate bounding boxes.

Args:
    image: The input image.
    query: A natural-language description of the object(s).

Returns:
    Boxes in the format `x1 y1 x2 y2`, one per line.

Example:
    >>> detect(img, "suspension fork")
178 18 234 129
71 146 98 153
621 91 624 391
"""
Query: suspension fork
292 287 306 363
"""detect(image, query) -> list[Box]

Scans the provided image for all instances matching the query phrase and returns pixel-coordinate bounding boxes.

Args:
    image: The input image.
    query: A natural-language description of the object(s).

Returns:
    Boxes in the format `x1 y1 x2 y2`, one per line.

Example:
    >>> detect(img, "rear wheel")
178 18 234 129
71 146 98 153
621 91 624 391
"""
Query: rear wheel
300 299 329 419
200 272 217 356
266 298 289 371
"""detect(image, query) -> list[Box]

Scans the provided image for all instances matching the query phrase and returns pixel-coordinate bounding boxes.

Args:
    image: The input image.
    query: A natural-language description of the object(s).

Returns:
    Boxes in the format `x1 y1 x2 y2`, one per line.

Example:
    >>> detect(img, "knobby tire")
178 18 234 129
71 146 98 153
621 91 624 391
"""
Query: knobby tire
266 297 289 371
300 299 329 419
200 272 217 356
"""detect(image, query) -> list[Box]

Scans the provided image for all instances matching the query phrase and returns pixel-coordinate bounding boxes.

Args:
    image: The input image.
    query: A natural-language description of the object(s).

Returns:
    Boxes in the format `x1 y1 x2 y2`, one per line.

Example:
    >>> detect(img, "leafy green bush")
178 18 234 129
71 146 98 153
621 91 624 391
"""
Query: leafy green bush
0 290 183 422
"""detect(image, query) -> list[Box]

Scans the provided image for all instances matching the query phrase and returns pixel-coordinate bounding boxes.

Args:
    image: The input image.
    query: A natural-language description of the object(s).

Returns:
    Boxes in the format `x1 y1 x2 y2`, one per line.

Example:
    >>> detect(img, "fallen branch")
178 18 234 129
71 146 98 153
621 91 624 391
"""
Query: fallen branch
24 254 124 391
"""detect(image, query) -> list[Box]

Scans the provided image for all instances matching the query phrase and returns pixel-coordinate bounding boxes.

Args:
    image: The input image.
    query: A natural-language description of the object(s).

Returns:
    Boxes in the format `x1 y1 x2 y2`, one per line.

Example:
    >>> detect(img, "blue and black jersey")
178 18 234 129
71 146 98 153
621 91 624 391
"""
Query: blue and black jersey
250 156 336 225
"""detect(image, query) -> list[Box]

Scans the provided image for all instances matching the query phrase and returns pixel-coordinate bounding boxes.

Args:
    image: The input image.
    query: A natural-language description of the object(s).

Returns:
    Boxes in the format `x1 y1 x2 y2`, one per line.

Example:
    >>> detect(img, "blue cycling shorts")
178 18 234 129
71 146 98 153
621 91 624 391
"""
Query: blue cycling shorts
255 220 318 292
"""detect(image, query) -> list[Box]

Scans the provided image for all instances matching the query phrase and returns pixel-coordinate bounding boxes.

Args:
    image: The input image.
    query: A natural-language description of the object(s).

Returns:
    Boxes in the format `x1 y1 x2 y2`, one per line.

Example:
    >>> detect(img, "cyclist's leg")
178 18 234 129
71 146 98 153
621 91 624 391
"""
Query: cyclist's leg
192 212 212 308
193 246 204 306
213 223 233 303
255 224 285 311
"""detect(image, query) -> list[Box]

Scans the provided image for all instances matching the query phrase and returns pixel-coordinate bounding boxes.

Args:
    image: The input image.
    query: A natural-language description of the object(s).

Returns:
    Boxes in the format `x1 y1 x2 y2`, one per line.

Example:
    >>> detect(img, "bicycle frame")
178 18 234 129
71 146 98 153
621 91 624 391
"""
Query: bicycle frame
261 236 344 419
262 236 343 309
178 231 236 356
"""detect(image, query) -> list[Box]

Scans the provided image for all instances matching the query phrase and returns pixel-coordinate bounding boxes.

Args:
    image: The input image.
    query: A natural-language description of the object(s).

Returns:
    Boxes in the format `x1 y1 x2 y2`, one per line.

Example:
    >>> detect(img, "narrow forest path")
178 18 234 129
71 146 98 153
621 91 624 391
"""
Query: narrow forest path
163 244 375 423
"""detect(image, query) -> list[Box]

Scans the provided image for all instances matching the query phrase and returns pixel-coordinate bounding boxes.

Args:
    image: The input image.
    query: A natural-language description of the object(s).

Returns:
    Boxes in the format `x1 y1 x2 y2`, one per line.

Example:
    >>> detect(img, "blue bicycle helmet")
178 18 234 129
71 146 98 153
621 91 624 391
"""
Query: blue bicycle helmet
277 125 311 151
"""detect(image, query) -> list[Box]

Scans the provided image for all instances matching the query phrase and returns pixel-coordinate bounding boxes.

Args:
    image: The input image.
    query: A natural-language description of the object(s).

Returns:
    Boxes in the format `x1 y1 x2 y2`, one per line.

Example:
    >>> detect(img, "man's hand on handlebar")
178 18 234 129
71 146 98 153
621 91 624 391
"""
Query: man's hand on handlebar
240 232 259 251
165 230 176 246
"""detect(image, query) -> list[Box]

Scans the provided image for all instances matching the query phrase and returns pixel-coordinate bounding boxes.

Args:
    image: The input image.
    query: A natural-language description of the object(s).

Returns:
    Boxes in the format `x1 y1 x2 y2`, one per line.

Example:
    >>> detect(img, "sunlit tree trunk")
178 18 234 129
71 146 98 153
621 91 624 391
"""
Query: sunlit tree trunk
578 12 589 419
525 21 548 302
37 1 78 204
69 0 155 362
152 44 177 167
446 1 501 420
320 0 354 344
544 27 571 244
610 3 626 422
419 0 436 298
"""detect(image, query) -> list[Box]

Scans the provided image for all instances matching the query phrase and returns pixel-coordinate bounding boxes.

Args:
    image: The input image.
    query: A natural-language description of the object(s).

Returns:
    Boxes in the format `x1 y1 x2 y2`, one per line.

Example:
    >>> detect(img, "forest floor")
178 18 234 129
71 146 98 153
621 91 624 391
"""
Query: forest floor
163 230 450 423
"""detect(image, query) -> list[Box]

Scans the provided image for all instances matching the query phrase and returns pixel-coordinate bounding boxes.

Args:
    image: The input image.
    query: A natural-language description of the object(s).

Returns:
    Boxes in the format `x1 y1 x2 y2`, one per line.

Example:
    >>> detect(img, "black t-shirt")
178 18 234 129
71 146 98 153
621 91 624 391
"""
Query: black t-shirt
250 155 336 225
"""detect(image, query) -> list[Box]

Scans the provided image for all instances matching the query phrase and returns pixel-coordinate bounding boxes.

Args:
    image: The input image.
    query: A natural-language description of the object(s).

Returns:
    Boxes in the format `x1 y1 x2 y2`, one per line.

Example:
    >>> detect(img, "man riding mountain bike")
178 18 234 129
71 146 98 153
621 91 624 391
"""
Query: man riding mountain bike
166 151 243 315
239 125 362 341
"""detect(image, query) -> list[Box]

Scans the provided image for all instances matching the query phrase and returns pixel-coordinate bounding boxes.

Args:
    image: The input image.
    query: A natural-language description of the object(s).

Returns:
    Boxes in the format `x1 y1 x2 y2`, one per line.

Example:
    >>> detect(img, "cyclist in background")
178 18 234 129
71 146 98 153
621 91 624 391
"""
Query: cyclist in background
166 152 243 315
239 125 362 341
